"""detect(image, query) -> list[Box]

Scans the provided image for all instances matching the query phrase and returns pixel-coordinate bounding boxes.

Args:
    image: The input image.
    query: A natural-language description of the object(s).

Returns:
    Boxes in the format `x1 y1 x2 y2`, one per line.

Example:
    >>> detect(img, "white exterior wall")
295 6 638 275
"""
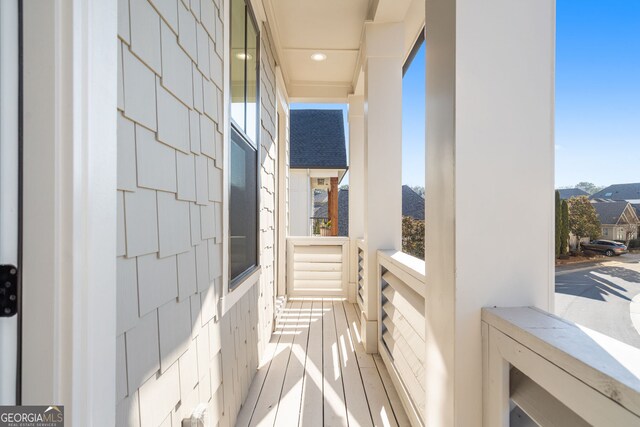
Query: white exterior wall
116 0 278 425
289 169 311 236
256 15 279 367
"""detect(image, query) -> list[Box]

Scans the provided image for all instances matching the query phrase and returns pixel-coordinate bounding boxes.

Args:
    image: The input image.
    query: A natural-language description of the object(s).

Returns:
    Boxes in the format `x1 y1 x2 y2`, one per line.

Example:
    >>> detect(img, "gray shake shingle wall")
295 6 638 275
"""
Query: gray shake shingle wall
116 1 278 425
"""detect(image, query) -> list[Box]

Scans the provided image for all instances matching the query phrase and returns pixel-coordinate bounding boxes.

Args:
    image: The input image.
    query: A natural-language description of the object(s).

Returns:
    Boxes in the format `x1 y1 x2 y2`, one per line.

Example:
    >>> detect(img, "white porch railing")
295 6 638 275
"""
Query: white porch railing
356 239 365 311
286 236 349 297
377 250 426 427
483 307 640 426
283 238 640 427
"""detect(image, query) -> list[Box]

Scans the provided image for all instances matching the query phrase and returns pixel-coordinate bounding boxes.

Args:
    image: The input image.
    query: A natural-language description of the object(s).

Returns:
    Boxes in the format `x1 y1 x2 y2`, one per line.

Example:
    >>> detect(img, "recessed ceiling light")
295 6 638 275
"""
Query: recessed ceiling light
310 53 327 62
235 52 252 60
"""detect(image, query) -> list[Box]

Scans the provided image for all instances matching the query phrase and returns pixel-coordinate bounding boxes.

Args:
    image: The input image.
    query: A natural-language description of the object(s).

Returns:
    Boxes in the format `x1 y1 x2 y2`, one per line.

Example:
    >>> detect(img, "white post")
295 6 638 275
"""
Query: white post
362 22 404 353
424 0 555 425
22 0 117 424
348 95 364 303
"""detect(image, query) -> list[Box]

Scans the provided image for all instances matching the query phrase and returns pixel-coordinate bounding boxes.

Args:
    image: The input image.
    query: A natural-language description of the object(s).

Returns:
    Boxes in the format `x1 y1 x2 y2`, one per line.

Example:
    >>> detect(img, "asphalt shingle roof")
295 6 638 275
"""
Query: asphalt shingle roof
557 188 589 200
591 183 640 201
402 186 425 221
591 201 630 225
290 110 348 169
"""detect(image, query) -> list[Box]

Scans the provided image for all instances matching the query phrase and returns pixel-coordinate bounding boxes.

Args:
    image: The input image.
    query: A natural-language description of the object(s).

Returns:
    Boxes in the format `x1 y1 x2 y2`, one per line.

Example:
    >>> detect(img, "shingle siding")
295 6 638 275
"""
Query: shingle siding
117 2 279 425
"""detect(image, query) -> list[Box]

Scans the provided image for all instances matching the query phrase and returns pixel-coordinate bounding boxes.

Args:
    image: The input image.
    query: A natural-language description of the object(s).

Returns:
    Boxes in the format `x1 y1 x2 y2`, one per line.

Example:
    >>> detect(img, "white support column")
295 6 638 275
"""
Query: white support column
424 0 555 425
362 22 404 353
22 0 117 424
347 95 364 303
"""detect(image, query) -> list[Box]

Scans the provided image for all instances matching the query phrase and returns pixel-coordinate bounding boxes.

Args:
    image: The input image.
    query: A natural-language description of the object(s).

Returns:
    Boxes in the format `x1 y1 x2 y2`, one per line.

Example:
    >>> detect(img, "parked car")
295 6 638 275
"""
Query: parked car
581 239 628 257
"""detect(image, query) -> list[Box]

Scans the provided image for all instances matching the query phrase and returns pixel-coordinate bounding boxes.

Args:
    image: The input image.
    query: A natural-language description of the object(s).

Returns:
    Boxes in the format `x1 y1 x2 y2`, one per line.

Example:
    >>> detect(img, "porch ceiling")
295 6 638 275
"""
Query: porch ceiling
259 0 425 102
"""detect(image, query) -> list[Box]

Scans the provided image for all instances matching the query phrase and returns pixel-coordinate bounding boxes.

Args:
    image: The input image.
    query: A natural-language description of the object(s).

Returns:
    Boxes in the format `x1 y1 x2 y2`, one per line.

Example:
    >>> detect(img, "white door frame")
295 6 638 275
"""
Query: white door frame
21 0 117 424
0 0 20 406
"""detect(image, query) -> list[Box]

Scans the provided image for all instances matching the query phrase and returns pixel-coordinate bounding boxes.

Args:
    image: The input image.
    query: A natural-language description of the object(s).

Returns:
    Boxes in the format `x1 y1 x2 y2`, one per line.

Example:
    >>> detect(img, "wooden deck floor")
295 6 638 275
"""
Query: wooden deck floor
236 299 410 427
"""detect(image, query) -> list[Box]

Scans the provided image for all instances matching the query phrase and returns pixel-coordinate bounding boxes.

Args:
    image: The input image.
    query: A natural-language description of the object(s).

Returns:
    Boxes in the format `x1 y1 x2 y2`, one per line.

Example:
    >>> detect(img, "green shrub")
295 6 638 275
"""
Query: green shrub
402 216 425 259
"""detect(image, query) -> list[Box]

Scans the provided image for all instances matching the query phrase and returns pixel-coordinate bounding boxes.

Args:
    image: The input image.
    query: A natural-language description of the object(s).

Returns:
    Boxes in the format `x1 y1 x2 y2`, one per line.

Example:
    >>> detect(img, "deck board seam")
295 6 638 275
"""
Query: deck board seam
342 301 376 426
373 354 403 426
245 300 292 426
272 299 305 426
332 301 351 426
242 313 285 426
296 299 313 426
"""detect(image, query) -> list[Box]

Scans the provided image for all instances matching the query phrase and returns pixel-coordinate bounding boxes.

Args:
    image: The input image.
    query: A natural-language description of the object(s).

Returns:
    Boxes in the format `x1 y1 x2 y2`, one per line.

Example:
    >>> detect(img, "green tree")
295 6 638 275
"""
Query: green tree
410 186 425 198
402 216 425 259
575 182 604 195
555 191 562 257
567 196 601 252
560 200 569 255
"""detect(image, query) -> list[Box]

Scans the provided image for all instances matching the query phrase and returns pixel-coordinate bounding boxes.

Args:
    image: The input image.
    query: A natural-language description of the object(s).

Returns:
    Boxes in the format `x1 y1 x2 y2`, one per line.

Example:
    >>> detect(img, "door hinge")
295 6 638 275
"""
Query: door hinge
0 265 18 317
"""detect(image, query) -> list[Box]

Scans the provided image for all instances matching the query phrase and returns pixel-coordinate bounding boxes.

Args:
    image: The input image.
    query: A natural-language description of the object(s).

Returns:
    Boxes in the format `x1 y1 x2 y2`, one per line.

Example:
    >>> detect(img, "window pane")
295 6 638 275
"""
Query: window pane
245 12 258 143
230 128 257 282
230 0 246 129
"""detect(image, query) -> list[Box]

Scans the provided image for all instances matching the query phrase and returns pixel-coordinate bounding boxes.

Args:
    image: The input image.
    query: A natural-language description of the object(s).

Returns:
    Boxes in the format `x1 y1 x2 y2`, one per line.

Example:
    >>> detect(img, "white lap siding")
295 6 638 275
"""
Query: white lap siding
116 0 278 425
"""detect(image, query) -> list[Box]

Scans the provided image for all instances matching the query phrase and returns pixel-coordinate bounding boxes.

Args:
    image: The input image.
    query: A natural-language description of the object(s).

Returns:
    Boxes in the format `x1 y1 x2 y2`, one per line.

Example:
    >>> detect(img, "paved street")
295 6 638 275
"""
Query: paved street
555 253 640 349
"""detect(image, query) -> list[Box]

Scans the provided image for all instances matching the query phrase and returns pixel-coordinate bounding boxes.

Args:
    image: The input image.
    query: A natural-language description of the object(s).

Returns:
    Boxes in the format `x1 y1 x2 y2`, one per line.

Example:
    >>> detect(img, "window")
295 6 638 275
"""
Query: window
230 0 258 142
229 0 259 286
230 128 258 283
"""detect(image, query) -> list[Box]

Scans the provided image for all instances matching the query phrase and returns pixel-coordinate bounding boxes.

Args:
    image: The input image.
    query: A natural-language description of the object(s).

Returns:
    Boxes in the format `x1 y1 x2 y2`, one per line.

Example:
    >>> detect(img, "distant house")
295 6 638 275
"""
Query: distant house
289 110 348 236
316 186 425 237
591 183 640 203
557 188 589 200
591 200 639 241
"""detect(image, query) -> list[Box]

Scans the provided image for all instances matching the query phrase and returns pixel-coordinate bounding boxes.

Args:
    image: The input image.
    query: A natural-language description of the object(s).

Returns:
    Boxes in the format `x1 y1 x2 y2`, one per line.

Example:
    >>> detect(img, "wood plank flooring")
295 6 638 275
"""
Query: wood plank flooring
236 298 409 427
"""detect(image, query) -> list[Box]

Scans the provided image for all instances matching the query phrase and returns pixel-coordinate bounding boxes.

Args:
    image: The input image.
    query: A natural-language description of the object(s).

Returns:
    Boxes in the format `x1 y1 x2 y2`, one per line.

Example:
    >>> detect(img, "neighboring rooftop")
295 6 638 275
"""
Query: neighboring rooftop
317 185 425 237
591 200 634 225
290 109 348 169
591 183 640 201
557 188 589 200
402 186 425 221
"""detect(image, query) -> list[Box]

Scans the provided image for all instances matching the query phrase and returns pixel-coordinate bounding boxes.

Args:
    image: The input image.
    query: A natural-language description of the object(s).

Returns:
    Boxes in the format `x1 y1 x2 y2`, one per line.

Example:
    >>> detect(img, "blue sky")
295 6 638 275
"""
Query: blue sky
555 0 640 187
294 1 640 188
402 44 426 186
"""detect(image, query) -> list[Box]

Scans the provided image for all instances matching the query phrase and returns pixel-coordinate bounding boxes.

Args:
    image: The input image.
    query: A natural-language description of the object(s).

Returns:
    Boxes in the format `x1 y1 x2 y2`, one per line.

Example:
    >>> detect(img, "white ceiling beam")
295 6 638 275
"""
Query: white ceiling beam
372 0 413 23
288 83 352 103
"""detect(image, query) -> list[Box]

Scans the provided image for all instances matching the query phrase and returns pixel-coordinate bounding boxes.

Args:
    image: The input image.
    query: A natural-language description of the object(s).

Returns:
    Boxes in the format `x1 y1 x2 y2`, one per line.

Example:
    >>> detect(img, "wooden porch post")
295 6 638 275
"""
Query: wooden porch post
329 178 339 236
